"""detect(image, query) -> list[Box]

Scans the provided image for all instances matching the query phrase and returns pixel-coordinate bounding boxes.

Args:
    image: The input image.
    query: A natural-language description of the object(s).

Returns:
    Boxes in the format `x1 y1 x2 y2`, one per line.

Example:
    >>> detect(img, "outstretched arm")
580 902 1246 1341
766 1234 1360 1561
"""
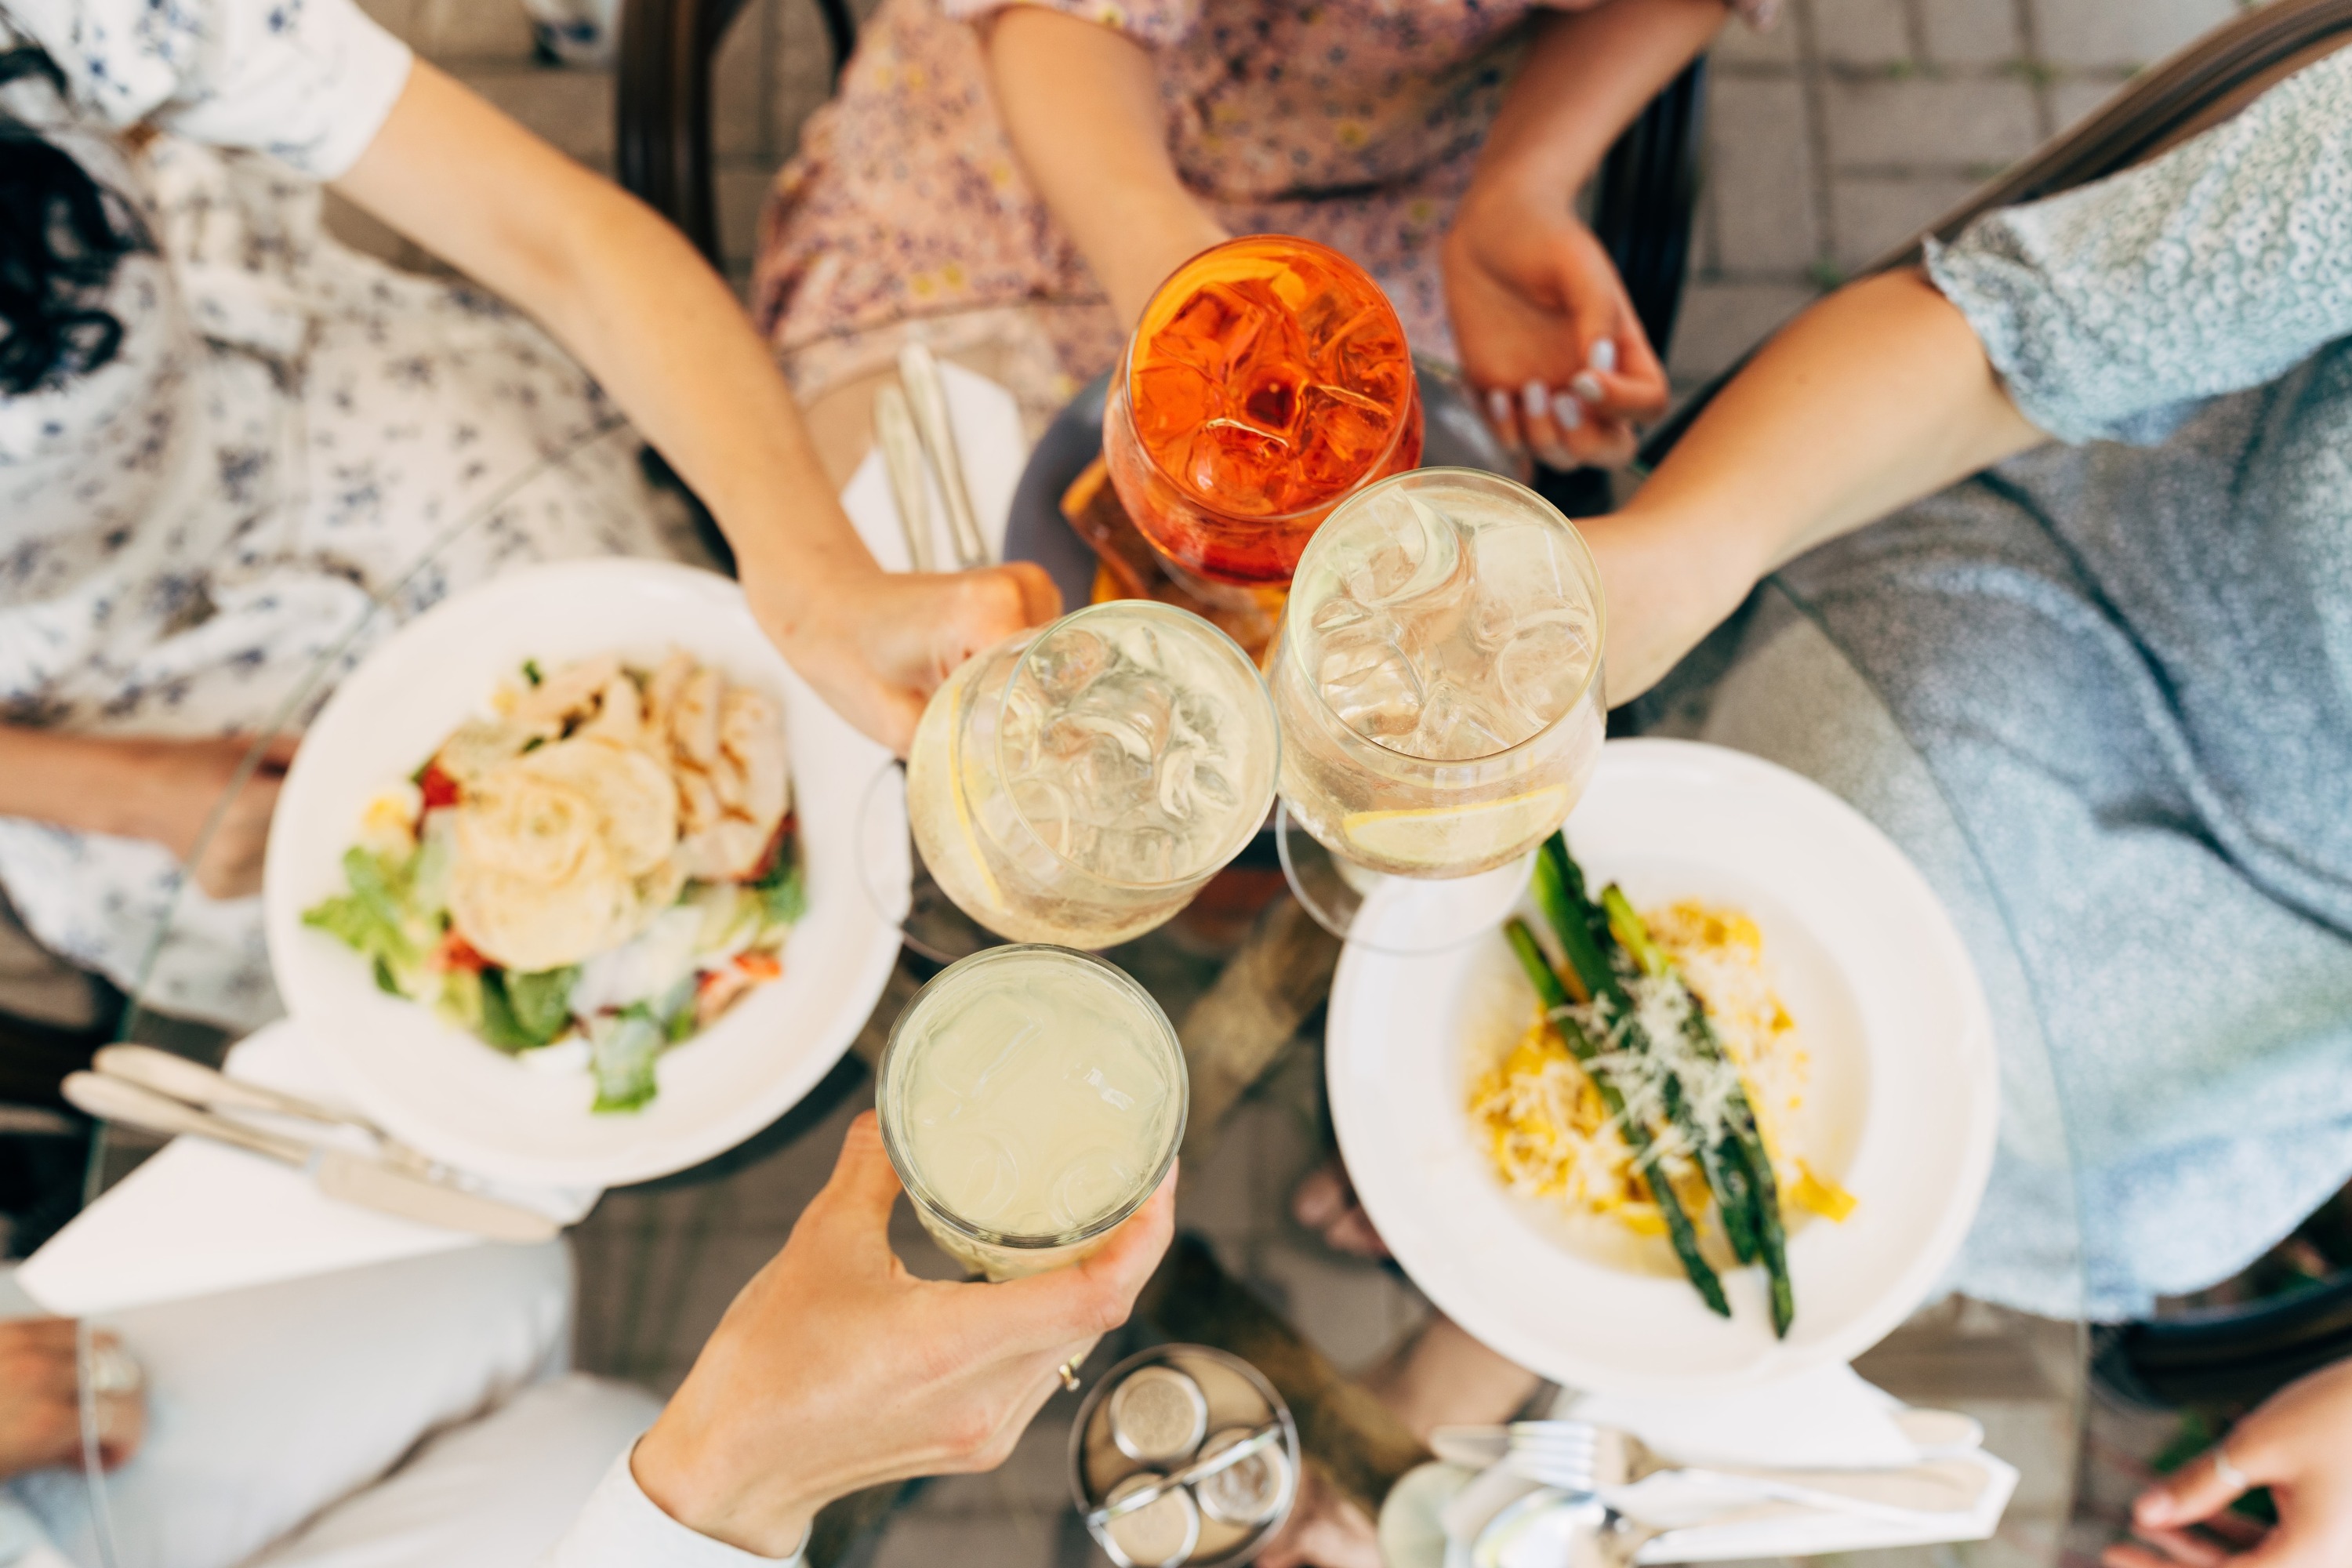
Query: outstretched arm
1584 269 2044 702
1445 0 1728 468
978 7 1226 328
334 62 1058 755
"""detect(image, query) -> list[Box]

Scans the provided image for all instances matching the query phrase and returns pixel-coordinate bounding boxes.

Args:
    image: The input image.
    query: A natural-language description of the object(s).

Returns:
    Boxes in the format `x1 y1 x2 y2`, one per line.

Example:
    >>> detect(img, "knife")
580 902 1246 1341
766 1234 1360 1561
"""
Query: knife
92 1044 429 1163
63 1072 558 1244
873 383 936 572
896 343 989 567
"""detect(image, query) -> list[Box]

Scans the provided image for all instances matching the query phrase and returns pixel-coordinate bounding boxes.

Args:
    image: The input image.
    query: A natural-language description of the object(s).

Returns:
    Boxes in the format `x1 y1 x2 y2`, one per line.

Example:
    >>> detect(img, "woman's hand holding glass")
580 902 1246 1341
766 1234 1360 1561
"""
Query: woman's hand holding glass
633 1112 1175 1558
742 557 1063 758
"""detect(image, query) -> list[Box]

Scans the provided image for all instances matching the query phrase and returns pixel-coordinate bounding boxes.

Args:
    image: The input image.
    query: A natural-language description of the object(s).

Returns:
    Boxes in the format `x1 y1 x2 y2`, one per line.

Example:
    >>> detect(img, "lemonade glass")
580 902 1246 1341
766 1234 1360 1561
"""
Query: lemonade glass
1270 469 1606 946
1104 236 1425 590
905 601 1279 950
877 945 1186 1279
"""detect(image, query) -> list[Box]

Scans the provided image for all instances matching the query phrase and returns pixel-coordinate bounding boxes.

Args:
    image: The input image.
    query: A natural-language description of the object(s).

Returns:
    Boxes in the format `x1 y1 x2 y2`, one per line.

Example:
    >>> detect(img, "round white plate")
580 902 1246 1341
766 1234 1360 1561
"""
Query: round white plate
1327 738 1998 1395
264 559 910 1189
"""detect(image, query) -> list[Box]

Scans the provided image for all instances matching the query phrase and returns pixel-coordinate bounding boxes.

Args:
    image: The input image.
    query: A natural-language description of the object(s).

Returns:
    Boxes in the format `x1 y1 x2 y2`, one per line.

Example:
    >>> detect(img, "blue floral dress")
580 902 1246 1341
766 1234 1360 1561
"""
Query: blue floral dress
1701 50 2352 1319
0 0 697 1029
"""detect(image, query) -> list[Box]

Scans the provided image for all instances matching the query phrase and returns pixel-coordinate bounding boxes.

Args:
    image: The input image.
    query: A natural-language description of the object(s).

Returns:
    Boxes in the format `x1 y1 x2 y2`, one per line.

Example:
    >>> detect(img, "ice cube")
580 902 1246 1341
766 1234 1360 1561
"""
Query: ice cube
1318 629 1425 739
1029 626 1112 703
1296 382 1395 491
1494 614 1596 732
1100 825 1179 884
1156 281 1265 376
921 1123 1022 1224
1131 361 1219 447
1337 490 1465 611
1409 680 1519 760
1050 1146 1139 1230
1156 742 1200 822
1240 368 1304 434
925 990 1048 1103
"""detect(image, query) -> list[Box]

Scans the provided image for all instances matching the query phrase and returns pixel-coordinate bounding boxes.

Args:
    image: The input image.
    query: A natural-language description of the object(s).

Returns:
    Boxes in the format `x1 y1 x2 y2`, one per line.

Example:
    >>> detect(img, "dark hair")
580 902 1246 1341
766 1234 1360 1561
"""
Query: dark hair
0 49 151 395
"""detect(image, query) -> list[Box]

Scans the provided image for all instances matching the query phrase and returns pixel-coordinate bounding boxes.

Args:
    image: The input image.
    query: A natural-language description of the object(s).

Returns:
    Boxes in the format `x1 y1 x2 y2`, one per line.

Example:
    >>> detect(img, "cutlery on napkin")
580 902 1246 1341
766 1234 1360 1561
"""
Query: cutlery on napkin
64 1065 557 1245
20 1022 599 1318
1382 1365 2019 1567
841 358 1025 574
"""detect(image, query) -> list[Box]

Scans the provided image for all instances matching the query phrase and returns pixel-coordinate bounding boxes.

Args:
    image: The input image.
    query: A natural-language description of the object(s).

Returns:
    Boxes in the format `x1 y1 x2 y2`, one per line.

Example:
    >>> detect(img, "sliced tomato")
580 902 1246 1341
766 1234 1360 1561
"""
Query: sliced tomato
418 763 462 812
434 931 488 972
735 950 783 981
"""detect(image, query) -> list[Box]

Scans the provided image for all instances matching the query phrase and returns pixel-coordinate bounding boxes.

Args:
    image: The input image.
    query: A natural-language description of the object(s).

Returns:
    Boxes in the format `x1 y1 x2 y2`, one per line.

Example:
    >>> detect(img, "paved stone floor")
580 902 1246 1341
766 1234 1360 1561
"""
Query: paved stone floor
331 2 2259 1563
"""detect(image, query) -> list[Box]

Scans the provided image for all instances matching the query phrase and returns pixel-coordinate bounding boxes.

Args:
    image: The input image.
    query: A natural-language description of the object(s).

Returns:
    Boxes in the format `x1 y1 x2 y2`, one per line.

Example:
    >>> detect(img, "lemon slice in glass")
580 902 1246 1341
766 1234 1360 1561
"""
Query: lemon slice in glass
1339 786 1572 875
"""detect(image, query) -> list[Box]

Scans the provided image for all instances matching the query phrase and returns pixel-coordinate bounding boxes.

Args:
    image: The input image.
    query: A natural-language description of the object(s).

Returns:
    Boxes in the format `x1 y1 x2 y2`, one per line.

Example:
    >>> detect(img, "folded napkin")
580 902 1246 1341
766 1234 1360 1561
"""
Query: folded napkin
839 357 1027 572
17 1022 599 1318
1381 1365 2019 1567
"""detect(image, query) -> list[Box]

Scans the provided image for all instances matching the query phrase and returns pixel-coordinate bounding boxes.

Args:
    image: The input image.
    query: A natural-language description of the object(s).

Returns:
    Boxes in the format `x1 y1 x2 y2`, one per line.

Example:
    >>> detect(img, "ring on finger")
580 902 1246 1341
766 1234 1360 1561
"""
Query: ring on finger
84 1342 144 1399
2211 1443 2252 1495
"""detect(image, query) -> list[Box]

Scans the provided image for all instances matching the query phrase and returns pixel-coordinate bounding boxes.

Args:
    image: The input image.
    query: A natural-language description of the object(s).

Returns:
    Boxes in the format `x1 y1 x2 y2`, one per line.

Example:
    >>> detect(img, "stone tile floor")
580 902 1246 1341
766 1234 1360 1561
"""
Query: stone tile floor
327 1 2268 1563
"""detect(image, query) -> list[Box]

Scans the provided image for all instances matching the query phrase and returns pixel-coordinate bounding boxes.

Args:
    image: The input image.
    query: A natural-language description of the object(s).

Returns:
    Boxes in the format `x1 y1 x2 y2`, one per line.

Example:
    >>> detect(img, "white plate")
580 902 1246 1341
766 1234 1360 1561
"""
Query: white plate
264 560 909 1189
1327 739 1997 1395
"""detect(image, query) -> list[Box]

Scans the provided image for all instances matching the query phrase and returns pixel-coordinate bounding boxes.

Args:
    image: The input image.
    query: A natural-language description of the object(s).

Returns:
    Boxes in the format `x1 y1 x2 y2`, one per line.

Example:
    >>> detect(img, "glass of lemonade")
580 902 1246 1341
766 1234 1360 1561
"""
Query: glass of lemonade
878 945 1186 1279
1270 468 1606 949
1104 236 1425 590
904 601 1279 950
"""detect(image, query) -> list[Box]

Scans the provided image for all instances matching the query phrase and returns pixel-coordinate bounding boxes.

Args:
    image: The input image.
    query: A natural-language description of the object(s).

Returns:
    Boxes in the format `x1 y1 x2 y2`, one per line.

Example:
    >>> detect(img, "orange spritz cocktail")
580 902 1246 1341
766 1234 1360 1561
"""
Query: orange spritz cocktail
1104 236 1423 589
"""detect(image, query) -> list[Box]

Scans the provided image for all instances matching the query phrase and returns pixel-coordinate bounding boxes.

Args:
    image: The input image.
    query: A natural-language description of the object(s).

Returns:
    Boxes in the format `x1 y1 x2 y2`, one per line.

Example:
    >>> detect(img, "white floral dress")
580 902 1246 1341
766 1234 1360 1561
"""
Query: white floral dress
0 0 698 1030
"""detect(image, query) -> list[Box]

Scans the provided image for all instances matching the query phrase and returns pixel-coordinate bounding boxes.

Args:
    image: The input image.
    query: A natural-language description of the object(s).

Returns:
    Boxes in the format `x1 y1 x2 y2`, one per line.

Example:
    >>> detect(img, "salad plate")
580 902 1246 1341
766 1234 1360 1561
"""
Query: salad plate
1327 739 1998 1395
264 559 909 1188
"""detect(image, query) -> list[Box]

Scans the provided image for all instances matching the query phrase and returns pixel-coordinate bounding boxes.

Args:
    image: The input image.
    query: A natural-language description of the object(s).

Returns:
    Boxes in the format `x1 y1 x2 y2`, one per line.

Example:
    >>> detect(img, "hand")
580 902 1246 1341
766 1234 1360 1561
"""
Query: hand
125 734 299 899
0 1319 144 1478
1292 1159 1388 1260
2106 1359 2352 1568
1254 1462 1383 1568
744 563 1063 757
1442 185 1669 470
633 1112 1177 1556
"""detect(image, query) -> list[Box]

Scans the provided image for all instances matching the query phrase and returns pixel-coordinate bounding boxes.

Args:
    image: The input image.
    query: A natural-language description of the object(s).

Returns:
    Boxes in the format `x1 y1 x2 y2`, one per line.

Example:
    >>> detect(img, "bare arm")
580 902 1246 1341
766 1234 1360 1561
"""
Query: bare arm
1443 1 1727 467
1586 270 2046 700
979 8 1225 328
332 62 1057 753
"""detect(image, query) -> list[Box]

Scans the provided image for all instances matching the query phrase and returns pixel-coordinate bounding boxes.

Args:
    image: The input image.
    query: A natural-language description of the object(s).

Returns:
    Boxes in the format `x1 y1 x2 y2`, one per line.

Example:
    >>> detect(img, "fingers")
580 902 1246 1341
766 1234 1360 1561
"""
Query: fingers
1291 1163 1351 1229
813 1112 906 1236
2138 1447 2256 1532
984 1164 1176 1352
2103 1541 2209 1568
1483 387 1526 464
1001 561 1063 626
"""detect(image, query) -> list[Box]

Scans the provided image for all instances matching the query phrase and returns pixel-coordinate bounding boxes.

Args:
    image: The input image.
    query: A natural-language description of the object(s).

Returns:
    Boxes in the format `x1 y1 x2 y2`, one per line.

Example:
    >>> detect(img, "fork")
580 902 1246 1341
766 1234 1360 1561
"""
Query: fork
1499 1420 1986 1519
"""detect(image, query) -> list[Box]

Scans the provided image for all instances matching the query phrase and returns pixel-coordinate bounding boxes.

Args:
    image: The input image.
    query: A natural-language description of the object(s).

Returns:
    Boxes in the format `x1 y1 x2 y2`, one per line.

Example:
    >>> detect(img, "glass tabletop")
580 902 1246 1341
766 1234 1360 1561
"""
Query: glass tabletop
71 399 2093 1565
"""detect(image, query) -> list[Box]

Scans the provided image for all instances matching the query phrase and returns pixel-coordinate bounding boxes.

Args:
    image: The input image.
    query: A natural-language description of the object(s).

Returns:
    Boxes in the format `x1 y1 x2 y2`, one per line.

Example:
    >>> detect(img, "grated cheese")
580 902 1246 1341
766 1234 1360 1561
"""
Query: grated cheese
1468 899 1839 1239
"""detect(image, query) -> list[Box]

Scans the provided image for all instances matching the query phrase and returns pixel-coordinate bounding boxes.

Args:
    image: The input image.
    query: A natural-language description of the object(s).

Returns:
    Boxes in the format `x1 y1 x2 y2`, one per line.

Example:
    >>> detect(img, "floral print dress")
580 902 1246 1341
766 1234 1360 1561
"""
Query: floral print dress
752 0 1769 412
0 0 698 1029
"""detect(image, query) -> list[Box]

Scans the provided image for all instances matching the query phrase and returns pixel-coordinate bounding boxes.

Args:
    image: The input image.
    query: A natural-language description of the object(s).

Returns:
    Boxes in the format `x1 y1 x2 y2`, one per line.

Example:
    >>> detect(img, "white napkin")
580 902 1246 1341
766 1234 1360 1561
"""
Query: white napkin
839 358 1028 572
17 1022 599 1317
1561 1362 1917 1470
1385 1365 2020 1567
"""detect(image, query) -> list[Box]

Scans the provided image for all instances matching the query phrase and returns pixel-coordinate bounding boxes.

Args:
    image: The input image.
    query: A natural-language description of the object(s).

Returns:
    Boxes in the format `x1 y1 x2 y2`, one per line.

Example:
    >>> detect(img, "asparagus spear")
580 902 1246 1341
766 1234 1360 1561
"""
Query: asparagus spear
1598 883 1795 1339
1535 844 1750 1258
1504 917 1730 1319
1599 885 1760 1264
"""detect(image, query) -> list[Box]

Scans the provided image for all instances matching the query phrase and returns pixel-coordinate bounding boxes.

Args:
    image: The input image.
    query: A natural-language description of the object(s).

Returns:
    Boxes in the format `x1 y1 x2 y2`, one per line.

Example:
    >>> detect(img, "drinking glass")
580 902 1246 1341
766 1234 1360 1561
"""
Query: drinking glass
1104 236 1425 590
1270 468 1606 949
902 600 1280 950
877 945 1186 1279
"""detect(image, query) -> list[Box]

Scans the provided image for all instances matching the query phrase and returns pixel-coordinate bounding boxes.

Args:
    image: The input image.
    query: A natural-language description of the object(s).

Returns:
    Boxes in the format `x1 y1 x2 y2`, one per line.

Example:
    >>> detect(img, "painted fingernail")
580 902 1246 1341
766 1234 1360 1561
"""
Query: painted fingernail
1487 387 1519 435
1550 392 1584 431
1534 445 1577 472
1588 338 1619 375
1570 372 1606 404
1523 379 1548 421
